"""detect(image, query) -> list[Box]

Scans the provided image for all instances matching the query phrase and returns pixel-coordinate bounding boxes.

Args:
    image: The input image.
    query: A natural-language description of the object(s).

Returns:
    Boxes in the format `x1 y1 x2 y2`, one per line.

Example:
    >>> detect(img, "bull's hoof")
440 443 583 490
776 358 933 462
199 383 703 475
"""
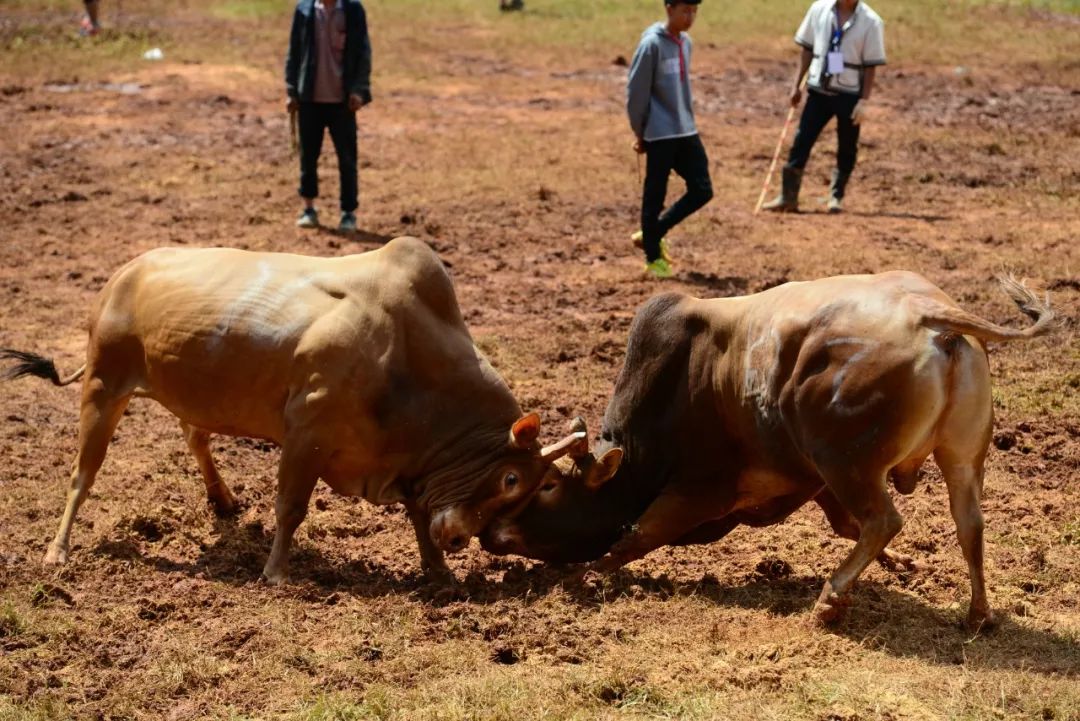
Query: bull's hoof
429 583 466 604
812 591 851 626
422 565 457 587
261 567 290 586
563 568 613 596
557 567 589 590
878 549 919 573
43 544 68 565
210 494 239 518
965 606 998 634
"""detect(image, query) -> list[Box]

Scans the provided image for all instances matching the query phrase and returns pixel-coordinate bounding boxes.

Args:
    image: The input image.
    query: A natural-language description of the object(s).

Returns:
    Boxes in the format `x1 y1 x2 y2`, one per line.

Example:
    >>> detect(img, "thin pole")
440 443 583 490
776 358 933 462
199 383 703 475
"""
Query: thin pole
754 103 797 214
289 106 299 156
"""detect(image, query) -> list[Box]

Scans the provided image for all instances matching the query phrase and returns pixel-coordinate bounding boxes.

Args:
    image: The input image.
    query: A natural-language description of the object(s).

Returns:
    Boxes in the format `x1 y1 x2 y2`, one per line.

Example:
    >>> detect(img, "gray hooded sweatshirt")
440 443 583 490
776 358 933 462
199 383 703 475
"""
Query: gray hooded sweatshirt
627 22 697 143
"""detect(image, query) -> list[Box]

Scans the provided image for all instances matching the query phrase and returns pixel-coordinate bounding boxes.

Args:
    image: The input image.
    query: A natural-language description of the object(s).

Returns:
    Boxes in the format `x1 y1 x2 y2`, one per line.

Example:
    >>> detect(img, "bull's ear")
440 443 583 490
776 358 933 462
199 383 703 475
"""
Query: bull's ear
568 416 587 435
585 448 623 490
509 413 541 449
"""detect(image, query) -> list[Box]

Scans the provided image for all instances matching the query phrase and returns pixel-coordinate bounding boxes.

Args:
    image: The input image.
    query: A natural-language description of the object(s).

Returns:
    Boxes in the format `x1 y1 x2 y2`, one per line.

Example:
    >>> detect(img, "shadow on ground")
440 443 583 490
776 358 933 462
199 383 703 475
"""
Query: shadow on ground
93 518 1080 676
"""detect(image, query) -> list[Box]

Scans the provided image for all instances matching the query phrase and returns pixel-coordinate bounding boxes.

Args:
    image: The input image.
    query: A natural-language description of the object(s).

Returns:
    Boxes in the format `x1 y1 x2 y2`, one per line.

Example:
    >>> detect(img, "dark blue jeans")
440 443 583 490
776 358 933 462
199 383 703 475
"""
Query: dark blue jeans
641 134 713 262
298 102 358 212
785 90 861 190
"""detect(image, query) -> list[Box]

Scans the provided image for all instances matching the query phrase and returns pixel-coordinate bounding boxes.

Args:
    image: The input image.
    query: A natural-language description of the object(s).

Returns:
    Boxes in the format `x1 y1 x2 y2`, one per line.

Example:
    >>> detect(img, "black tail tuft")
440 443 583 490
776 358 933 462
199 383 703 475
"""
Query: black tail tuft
997 274 1054 326
0 349 61 385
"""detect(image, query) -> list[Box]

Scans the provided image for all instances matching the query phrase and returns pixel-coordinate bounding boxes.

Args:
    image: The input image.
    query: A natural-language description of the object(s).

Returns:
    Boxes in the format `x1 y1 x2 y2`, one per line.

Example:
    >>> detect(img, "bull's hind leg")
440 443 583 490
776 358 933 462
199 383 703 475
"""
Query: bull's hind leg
813 469 903 624
934 340 996 631
45 376 131 564
815 489 917 572
179 421 237 515
936 451 994 631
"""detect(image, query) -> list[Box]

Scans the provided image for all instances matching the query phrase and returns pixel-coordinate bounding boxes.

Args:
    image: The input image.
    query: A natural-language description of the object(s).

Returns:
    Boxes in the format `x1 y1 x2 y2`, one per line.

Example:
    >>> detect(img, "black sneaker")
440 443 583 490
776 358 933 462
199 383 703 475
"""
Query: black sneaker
296 208 319 228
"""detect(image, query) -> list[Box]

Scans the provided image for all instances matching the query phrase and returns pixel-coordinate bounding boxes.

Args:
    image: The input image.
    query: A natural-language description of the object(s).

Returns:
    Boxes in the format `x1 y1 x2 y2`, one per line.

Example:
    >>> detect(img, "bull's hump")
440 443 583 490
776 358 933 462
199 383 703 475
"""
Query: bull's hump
122 252 367 357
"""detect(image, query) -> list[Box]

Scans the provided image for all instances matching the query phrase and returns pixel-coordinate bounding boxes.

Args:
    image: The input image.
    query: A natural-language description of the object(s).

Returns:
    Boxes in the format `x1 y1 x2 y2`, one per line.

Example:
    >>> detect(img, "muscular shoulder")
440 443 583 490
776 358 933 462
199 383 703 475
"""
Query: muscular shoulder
624 293 702 366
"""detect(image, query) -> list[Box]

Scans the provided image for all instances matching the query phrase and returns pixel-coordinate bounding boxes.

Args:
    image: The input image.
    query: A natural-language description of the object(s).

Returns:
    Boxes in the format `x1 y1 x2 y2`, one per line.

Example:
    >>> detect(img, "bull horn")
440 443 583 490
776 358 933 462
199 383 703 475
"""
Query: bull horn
540 431 587 463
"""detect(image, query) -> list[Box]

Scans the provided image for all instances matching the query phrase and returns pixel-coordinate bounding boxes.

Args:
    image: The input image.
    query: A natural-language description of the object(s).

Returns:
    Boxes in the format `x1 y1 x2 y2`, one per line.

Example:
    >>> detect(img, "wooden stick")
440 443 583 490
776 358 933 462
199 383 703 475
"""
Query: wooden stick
289 106 299 156
754 103 798 215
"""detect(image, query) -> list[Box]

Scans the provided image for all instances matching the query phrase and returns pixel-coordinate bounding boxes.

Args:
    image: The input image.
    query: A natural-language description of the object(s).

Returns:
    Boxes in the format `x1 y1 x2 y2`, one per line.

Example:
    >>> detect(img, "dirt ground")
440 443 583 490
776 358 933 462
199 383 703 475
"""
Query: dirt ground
1 2 1078 719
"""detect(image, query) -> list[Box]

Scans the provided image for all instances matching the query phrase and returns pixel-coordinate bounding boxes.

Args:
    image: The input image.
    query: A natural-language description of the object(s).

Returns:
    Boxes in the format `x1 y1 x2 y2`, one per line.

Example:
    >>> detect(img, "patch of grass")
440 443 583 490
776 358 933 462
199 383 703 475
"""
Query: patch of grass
1060 518 1080 546
0 602 25 639
0 695 72 721
2 0 1077 90
584 672 673 713
211 0 285 21
150 649 232 696
369 0 1080 72
292 690 392 721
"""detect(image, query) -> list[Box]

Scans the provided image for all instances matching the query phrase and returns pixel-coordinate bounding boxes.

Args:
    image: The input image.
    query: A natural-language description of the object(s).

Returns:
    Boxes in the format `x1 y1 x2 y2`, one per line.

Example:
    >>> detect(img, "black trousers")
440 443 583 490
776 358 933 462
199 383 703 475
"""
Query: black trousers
298 102 358 212
641 133 713 262
785 90 861 187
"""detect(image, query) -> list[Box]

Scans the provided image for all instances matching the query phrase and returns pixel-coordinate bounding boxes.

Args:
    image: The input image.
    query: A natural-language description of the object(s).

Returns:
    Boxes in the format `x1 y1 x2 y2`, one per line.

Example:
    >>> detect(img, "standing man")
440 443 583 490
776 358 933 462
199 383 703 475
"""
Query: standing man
627 0 713 280
763 0 885 213
285 0 372 231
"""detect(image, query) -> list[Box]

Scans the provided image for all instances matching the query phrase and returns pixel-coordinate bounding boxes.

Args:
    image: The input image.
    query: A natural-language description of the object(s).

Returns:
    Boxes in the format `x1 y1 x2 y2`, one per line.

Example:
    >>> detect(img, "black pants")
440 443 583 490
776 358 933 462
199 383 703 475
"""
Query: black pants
641 134 713 262
785 90 860 188
298 102 358 212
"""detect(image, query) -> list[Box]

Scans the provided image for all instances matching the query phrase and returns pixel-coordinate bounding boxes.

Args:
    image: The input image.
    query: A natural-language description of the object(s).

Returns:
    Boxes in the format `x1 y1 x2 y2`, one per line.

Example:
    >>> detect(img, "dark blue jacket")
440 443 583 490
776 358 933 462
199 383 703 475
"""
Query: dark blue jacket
285 0 372 104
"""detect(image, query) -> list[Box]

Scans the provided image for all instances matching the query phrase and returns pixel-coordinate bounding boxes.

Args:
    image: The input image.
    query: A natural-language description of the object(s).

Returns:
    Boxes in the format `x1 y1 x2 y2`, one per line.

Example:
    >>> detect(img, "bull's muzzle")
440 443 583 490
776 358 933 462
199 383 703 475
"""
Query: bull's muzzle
429 508 475 554
478 520 523 556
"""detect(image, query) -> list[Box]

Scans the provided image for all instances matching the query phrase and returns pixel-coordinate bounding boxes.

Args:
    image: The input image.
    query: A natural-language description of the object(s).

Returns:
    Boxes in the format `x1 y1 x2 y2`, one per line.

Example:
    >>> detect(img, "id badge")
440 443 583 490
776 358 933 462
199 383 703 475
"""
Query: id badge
826 51 845 75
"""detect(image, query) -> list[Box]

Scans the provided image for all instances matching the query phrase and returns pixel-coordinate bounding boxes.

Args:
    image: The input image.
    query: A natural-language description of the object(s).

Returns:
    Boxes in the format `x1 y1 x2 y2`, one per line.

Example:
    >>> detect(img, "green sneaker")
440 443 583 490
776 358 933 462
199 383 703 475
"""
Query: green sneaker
339 211 357 232
296 208 319 228
631 230 672 263
644 257 674 279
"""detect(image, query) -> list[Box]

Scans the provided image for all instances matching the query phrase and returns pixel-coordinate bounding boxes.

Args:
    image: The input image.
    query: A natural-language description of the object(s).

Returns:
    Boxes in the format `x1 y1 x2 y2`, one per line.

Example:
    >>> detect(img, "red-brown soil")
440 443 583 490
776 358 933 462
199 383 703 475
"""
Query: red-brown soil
1 3 1078 719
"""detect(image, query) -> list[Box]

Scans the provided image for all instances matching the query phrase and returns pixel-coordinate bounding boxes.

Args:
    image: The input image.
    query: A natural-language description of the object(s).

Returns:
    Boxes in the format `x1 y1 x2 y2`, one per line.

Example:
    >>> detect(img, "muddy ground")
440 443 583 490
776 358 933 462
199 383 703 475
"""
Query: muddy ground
0 2 1078 719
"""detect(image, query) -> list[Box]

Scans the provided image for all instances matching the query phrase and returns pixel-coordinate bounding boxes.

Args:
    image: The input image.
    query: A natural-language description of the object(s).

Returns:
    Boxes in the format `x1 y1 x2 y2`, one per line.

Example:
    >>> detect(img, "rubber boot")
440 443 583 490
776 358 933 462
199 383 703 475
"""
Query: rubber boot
762 166 802 212
827 169 851 213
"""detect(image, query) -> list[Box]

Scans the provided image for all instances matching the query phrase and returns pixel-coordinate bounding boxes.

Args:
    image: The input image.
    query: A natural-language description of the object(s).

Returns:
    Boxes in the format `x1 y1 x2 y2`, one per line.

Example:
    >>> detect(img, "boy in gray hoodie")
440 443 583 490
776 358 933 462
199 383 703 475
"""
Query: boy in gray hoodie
627 0 712 279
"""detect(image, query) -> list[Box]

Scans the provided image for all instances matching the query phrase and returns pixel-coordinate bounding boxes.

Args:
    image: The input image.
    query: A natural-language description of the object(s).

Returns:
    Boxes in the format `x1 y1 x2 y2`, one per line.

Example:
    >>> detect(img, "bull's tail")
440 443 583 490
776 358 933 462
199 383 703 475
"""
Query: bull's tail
917 275 1056 343
0 350 85 386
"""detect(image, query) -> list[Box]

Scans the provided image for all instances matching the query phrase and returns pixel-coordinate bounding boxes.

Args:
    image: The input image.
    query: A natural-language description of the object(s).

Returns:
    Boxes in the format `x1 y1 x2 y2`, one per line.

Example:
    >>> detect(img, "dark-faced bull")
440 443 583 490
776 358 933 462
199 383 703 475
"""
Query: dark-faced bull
483 272 1054 629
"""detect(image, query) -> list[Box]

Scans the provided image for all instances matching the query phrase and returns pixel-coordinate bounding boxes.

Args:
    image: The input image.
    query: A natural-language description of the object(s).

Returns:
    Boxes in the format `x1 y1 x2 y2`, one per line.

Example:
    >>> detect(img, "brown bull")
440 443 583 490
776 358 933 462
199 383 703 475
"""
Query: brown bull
2 237 583 584
482 272 1054 629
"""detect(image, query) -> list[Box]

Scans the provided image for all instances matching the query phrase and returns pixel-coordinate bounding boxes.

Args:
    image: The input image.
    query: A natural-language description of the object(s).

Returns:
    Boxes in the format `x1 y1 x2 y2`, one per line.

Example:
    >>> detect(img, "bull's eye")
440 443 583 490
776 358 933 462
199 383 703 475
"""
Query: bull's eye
540 481 557 493
504 472 519 489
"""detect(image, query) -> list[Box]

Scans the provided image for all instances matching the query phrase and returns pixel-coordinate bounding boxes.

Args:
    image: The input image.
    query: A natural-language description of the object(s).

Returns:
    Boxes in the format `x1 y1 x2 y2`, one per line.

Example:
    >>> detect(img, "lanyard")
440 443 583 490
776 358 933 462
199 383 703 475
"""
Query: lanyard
831 6 845 51
667 31 686 81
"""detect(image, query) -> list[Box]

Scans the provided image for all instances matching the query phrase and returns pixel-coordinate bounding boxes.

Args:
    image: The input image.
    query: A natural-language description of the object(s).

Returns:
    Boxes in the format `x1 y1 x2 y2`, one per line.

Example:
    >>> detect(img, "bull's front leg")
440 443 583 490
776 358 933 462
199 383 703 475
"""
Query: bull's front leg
578 492 729 578
814 488 917 573
405 500 455 585
813 469 904 626
262 442 319 585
